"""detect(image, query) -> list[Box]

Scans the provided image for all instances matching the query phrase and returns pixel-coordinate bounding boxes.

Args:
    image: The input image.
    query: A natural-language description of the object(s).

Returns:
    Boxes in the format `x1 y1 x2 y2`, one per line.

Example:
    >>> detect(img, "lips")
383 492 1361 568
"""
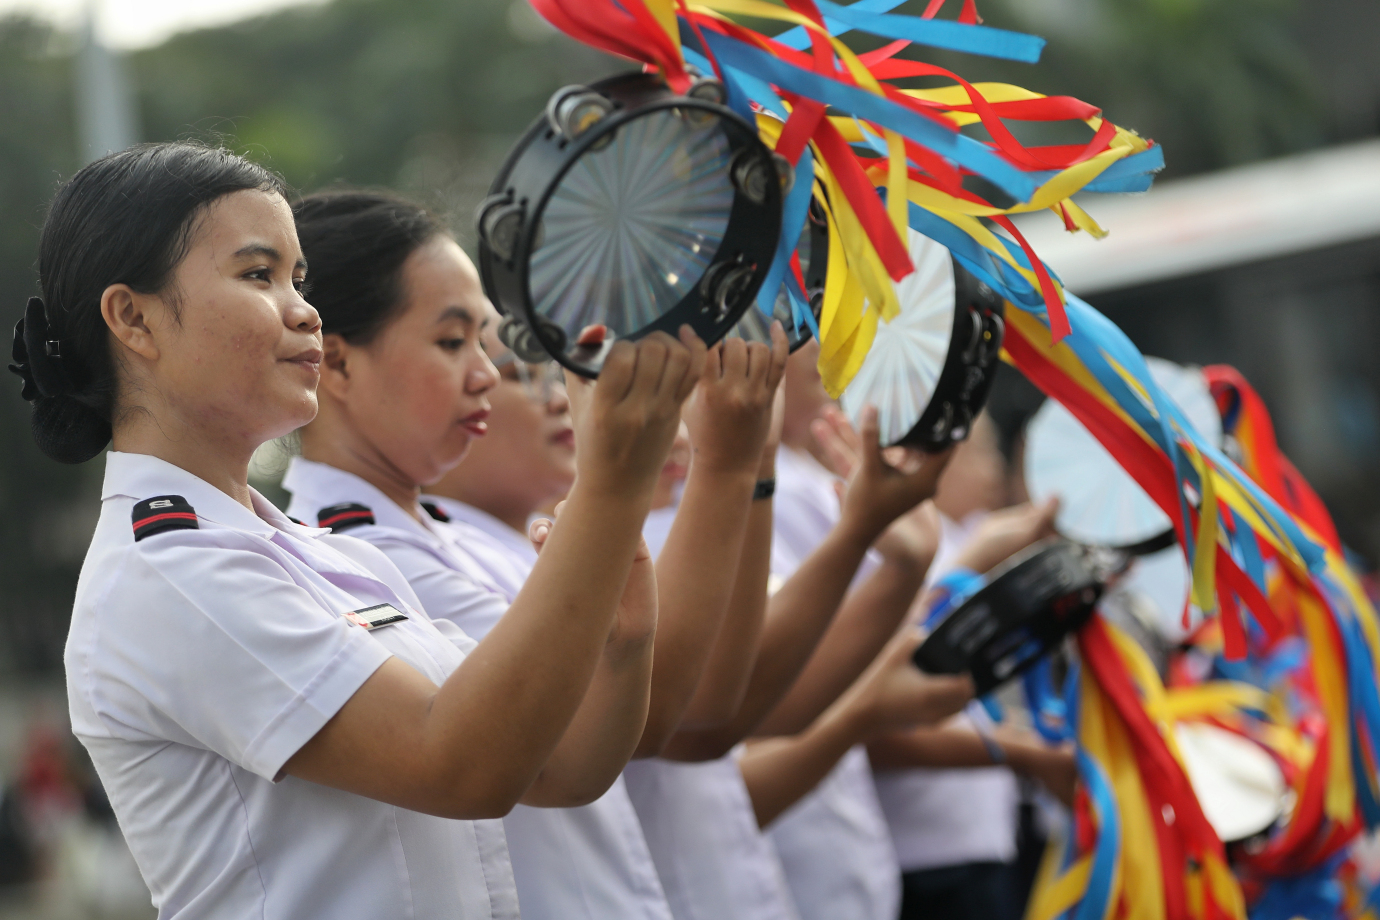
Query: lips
460 409 490 437
283 347 323 375
550 427 575 448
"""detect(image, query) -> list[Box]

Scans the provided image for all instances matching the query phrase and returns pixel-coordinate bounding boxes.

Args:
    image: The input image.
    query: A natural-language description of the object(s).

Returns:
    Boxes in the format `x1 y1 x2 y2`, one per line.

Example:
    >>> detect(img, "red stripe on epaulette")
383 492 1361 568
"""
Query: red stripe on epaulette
131 495 199 541
317 503 376 532
133 512 198 529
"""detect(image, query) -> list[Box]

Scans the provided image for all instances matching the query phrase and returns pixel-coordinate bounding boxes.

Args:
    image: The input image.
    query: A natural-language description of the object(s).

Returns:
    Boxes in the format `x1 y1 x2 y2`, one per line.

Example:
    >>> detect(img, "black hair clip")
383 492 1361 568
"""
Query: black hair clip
8 297 73 402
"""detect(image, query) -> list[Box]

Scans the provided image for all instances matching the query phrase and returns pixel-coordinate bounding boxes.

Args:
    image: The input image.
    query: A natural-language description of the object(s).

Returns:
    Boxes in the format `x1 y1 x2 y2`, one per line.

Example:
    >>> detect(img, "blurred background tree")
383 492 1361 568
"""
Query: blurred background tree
0 0 1376 676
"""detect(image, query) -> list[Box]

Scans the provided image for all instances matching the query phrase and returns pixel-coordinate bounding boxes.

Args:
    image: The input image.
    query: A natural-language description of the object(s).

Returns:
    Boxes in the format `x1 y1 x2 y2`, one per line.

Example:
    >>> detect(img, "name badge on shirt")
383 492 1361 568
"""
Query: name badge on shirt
343 603 409 631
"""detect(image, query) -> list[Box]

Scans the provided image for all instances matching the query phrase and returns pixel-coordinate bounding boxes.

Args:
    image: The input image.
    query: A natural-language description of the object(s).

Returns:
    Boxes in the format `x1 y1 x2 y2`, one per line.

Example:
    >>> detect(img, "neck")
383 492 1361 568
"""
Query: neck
112 414 257 511
435 481 539 536
298 423 423 522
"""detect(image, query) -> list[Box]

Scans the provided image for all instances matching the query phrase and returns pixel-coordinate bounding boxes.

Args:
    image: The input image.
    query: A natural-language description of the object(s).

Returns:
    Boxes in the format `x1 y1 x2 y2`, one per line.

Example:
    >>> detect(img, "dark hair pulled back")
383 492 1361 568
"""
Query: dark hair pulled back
291 190 445 344
13 142 287 464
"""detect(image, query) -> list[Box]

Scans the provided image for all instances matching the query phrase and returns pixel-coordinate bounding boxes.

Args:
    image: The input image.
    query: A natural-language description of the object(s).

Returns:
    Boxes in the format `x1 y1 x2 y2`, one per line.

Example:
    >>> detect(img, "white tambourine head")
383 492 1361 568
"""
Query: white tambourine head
1173 721 1288 843
839 228 955 446
1024 357 1223 548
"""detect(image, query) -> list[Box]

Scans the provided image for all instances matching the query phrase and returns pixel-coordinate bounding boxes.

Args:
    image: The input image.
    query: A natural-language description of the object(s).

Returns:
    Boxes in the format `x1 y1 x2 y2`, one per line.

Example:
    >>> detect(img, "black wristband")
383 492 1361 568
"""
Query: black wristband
753 478 776 501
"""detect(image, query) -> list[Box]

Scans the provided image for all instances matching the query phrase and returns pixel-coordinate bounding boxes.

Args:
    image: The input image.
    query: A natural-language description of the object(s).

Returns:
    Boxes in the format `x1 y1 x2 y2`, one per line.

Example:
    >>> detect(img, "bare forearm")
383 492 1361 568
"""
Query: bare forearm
868 724 1052 776
739 697 870 828
678 494 774 730
756 557 926 736
440 480 649 798
658 522 875 761
638 465 757 754
524 637 656 806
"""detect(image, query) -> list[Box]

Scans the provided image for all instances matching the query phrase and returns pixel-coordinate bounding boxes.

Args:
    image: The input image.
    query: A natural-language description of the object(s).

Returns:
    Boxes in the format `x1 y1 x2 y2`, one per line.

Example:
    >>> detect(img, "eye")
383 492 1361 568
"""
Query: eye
294 278 311 296
245 267 271 284
439 338 466 352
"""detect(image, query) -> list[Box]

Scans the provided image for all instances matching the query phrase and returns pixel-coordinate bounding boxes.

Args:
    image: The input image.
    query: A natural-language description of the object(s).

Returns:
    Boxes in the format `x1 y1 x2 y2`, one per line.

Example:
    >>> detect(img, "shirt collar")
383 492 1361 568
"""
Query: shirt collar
101 451 327 539
422 497 533 554
283 457 436 540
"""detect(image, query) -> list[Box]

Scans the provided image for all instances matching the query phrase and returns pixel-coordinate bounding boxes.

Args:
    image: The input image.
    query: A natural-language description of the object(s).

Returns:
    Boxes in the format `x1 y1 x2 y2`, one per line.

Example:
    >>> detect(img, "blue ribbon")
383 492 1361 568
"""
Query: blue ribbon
1073 746 1121 920
773 0 1045 63
699 28 1038 201
1024 656 1073 743
1250 854 1347 920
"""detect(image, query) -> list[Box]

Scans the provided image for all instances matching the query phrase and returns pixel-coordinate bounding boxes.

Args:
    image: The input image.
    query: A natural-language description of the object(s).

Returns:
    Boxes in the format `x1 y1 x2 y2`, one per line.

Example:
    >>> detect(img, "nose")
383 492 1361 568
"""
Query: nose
469 348 500 395
289 293 321 335
546 375 570 415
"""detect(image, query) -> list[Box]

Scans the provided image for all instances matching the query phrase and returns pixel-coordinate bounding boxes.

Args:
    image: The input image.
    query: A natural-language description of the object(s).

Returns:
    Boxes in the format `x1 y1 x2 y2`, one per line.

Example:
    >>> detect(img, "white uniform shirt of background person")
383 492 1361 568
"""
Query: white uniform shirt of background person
621 503 802 920
418 494 675 920
763 446 901 920
66 452 519 920
871 512 1020 873
282 458 672 920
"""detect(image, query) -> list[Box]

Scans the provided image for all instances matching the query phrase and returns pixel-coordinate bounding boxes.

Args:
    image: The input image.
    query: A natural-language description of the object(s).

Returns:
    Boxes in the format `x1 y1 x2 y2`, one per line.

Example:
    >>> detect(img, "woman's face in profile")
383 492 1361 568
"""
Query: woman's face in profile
431 318 577 512
320 236 500 488
146 189 322 448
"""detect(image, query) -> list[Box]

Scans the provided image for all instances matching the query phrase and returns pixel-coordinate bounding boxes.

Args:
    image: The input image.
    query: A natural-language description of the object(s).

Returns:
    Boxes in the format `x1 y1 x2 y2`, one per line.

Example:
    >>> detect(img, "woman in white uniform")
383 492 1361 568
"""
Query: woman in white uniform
280 189 791 918
26 143 701 919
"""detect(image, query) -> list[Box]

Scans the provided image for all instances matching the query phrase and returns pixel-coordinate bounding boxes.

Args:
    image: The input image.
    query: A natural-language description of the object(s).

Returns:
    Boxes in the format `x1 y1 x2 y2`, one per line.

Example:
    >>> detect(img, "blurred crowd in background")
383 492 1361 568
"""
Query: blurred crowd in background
0 0 1377 915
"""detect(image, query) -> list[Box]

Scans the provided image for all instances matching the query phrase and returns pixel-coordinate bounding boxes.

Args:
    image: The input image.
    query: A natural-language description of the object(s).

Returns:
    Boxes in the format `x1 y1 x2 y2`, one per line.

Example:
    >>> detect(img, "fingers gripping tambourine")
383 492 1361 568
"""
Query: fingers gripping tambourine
477 72 788 376
838 229 1005 451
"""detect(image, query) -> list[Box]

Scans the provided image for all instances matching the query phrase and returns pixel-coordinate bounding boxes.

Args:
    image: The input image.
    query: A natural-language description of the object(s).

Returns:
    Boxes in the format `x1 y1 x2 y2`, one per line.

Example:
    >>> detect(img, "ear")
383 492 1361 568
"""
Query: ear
101 284 163 361
319 333 352 400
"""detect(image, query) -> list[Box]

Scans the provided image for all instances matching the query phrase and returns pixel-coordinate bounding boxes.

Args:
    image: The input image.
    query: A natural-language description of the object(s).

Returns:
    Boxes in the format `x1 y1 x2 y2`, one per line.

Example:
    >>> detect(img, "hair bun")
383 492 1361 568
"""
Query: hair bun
31 394 112 464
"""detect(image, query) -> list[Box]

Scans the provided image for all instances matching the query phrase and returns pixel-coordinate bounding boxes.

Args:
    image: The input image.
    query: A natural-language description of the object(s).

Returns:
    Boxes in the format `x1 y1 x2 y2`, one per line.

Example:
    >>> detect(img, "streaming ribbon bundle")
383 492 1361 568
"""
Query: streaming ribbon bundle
524 1 1380 916
528 0 1160 395
1026 617 1252 920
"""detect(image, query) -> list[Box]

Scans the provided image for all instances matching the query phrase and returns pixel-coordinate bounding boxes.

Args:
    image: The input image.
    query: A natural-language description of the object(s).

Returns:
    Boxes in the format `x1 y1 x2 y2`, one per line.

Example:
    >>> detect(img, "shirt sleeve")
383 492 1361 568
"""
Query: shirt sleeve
79 531 393 783
370 539 510 642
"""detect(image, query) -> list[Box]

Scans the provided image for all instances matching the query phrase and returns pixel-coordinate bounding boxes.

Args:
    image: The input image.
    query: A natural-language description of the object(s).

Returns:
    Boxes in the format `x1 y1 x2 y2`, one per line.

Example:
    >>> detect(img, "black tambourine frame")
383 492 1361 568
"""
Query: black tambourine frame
895 264 1006 451
477 72 784 377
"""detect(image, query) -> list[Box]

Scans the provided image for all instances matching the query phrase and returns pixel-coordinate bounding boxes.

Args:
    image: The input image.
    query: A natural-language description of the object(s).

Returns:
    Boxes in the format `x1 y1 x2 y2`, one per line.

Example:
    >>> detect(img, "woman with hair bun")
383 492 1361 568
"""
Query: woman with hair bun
21 142 703 920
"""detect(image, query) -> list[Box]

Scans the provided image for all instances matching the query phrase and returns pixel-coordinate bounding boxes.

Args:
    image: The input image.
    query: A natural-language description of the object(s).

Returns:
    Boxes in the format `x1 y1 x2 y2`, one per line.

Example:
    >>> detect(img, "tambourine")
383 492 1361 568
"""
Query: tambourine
1024 357 1222 554
1173 721 1289 845
477 71 786 376
1024 358 1222 639
726 196 828 352
914 540 1110 694
839 229 1005 450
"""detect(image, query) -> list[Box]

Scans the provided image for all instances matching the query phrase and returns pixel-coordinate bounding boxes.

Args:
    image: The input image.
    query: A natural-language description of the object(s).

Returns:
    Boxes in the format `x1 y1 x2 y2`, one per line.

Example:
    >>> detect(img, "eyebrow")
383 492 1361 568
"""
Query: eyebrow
233 243 308 271
437 306 483 327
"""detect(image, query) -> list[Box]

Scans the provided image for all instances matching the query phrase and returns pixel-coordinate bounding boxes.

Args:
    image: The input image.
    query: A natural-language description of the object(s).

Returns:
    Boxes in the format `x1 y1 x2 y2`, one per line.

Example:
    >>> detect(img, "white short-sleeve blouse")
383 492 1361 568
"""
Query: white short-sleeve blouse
67 452 517 920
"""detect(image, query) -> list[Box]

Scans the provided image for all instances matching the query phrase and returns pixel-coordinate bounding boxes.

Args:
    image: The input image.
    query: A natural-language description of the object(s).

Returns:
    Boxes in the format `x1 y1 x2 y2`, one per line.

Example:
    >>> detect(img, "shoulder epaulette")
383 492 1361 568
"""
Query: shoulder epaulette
132 495 199 542
420 501 450 523
317 502 375 532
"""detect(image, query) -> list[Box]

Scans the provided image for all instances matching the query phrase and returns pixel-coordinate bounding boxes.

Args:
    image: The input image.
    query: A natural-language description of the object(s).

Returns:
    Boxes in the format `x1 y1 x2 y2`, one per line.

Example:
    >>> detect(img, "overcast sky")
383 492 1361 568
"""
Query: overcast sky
0 0 326 49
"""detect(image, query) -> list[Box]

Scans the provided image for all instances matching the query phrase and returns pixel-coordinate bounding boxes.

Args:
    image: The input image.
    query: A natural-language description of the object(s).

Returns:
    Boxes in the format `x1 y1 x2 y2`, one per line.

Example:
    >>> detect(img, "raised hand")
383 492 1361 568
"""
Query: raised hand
570 327 707 500
681 322 790 476
813 404 953 544
847 627 974 735
947 496 1060 575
